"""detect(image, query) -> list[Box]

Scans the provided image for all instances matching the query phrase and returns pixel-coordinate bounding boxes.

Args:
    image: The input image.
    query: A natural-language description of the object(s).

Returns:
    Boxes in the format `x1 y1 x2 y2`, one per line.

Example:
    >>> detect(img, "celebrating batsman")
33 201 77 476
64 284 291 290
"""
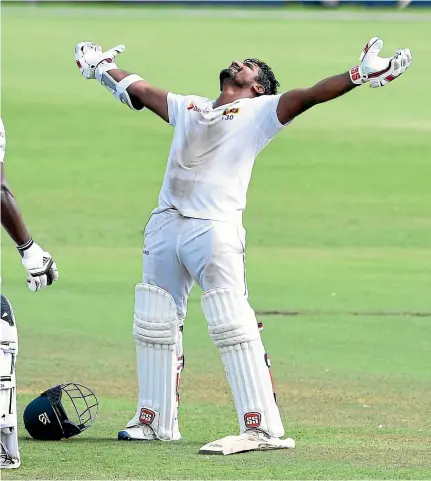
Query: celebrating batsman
75 37 411 454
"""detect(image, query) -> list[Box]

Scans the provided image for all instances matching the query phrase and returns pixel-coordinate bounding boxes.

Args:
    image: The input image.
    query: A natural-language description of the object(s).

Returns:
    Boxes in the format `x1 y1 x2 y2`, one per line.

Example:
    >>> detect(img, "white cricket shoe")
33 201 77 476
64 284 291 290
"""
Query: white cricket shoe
117 424 157 441
199 429 296 455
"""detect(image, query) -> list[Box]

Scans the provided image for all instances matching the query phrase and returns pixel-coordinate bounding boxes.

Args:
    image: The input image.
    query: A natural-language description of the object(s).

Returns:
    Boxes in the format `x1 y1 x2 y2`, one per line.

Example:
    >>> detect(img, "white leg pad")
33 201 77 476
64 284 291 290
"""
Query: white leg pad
1 296 20 469
201 289 284 438
129 284 182 441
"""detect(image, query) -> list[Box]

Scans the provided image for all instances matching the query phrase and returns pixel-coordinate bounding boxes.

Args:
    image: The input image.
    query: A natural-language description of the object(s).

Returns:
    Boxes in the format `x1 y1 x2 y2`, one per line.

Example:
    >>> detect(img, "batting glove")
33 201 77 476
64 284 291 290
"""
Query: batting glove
75 41 125 80
18 239 59 292
349 37 412 88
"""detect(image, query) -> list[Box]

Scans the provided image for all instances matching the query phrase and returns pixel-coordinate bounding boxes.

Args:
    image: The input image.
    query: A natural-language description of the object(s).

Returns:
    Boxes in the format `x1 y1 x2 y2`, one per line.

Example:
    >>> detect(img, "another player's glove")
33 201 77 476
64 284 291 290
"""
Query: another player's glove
75 42 125 79
17 239 59 292
349 37 412 88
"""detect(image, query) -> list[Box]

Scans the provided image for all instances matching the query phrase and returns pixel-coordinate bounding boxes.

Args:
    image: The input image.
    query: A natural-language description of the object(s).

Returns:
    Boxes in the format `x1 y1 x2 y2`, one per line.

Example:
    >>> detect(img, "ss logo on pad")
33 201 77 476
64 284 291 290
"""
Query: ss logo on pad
139 408 155 425
244 412 261 429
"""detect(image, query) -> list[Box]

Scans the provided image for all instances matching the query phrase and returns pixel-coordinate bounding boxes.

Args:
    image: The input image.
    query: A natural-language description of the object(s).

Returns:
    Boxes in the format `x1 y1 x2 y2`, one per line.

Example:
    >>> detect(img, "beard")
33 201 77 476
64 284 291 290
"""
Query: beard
219 68 248 91
219 68 234 90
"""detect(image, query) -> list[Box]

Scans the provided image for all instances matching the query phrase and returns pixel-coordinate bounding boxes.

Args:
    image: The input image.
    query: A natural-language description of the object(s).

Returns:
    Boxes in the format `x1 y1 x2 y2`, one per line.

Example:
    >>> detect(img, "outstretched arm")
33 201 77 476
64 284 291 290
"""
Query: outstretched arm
277 72 356 124
277 37 412 125
103 68 170 122
75 42 171 123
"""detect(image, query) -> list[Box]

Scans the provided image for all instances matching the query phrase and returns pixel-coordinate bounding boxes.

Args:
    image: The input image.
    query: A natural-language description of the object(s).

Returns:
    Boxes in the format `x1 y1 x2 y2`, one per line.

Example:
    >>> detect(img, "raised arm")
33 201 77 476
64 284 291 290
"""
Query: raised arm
102 68 170 122
277 37 412 125
75 42 171 123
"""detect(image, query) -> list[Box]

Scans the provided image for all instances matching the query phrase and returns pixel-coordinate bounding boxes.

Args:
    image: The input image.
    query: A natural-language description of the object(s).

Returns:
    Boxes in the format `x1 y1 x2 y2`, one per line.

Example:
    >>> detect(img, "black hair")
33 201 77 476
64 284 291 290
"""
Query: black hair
244 58 280 96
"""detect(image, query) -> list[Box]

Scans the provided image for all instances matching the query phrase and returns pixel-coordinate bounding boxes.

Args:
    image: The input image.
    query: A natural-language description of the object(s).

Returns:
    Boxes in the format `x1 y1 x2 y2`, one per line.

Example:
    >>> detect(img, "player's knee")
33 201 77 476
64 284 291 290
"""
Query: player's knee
201 288 260 347
133 283 180 345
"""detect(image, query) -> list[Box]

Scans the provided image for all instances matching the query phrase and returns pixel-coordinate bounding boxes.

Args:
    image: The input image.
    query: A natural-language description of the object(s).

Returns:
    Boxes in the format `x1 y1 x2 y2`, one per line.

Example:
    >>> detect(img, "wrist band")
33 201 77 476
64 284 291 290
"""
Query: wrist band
17 237 33 257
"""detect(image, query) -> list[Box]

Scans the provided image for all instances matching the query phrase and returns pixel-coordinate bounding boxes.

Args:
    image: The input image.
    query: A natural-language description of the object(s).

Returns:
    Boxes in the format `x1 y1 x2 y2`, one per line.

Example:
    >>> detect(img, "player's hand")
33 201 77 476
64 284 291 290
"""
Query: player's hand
349 37 412 88
19 241 59 292
75 41 125 79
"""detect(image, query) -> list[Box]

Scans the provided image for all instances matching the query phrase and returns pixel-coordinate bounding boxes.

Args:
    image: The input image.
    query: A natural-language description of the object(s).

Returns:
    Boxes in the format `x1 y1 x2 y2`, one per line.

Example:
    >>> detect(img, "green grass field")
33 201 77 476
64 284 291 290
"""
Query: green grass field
1 5 430 479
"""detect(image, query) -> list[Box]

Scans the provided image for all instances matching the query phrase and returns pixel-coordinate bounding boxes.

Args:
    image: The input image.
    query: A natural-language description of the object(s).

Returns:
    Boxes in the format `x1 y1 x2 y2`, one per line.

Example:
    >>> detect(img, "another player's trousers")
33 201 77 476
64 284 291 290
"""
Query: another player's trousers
143 208 248 323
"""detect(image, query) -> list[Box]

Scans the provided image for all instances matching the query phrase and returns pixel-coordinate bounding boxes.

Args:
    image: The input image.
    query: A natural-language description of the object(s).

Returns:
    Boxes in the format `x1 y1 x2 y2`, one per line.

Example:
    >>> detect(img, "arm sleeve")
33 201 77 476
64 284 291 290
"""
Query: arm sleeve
0 118 5 163
253 94 290 140
167 92 186 127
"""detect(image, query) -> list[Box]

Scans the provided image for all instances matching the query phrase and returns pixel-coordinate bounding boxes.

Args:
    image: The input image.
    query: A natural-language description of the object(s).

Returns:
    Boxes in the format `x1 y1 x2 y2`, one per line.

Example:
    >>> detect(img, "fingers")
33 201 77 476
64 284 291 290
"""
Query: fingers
391 56 402 76
52 262 59 281
46 269 54 286
27 273 57 291
404 48 412 67
75 41 90 56
396 48 412 71
360 37 383 62
75 42 101 58
27 276 40 292
27 258 59 292
46 263 59 285
105 44 126 62
111 44 125 55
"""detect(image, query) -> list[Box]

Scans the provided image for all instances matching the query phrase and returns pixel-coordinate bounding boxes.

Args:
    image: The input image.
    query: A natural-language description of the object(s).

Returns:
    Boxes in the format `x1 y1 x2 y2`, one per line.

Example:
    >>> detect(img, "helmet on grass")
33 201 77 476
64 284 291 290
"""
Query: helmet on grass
23 383 98 440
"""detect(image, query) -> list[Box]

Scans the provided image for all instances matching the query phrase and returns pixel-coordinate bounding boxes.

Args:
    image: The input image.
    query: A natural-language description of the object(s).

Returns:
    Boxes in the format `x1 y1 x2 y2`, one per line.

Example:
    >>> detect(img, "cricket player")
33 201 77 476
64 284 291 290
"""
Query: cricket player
0 117 59 468
75 37 411 454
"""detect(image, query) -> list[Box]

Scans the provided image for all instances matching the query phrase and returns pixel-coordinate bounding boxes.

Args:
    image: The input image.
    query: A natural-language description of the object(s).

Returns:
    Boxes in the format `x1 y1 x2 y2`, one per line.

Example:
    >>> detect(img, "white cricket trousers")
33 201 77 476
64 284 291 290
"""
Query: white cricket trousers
143 208 247 322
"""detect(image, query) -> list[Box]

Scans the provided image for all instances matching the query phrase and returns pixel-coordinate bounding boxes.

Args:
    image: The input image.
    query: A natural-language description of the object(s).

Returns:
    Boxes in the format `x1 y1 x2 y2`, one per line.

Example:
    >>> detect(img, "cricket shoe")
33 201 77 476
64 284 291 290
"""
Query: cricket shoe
118 423 183 441
118 424 158 441
199 429 295 455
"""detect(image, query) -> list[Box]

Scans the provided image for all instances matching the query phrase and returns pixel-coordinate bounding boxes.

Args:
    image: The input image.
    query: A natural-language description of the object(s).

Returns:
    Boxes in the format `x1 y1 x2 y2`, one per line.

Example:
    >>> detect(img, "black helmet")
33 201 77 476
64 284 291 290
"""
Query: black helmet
23 383 98 441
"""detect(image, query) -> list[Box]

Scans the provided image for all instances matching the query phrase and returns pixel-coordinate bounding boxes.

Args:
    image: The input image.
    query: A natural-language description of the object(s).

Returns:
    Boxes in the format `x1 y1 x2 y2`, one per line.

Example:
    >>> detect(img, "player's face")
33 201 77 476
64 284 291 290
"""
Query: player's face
219 60 263 92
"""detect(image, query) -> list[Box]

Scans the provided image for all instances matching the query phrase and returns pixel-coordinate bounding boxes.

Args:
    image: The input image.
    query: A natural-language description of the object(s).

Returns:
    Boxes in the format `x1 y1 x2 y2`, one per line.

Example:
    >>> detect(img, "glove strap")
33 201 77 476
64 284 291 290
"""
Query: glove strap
349 65 368 85
16 237 33 258
95 64 145 111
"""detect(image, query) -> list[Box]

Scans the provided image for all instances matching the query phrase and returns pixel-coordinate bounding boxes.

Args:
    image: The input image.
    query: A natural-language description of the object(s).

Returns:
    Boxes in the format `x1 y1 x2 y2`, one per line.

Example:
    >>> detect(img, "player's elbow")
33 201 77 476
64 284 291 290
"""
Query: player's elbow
1 183 7 206
127 81 150 110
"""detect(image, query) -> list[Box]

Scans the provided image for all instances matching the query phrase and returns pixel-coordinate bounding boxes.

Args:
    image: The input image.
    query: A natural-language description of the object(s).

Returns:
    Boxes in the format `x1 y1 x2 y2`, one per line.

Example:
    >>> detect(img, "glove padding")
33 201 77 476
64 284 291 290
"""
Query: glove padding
350 37 412 88
20 242 59 292
75 41 125 79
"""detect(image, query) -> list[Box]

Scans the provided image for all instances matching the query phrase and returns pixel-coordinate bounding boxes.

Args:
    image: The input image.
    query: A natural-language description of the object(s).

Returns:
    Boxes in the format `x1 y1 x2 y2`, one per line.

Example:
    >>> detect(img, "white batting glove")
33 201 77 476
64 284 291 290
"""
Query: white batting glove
18 239 59 292
75 41 125 79
349 37 412 88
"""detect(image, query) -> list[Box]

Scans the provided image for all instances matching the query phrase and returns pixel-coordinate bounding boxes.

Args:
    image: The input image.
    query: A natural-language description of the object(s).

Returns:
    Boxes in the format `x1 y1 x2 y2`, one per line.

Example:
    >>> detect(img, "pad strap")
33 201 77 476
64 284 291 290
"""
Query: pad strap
95 63 145 111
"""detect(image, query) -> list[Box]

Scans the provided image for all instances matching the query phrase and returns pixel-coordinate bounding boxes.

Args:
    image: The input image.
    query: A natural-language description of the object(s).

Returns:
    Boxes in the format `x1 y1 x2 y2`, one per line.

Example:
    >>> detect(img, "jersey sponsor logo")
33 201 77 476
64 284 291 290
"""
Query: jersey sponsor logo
139 407 155 425
244 412 261 429
222 106 240 120
187 102 202 113
222 107 240 116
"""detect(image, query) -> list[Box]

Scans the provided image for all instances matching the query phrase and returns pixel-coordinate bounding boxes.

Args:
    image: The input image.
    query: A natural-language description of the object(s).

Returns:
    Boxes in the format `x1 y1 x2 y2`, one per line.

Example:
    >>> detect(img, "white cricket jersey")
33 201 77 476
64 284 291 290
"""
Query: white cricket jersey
0 117 5 163
154 93 288 223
